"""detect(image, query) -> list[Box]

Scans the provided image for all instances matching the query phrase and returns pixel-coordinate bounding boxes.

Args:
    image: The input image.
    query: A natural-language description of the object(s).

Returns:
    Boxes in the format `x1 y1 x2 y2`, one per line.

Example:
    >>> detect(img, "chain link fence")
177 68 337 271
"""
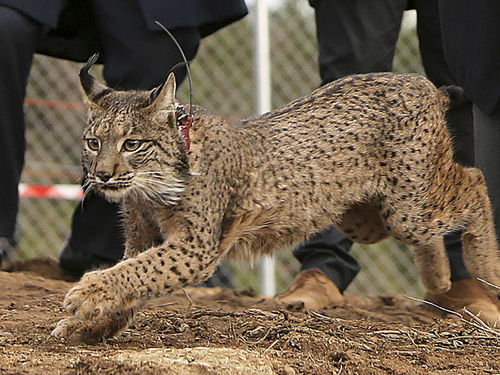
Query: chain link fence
15 5 426 297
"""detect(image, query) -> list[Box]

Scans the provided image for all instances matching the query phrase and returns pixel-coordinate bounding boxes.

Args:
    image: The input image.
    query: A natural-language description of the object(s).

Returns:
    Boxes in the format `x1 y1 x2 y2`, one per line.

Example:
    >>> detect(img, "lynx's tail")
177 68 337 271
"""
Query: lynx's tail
439 85 465 109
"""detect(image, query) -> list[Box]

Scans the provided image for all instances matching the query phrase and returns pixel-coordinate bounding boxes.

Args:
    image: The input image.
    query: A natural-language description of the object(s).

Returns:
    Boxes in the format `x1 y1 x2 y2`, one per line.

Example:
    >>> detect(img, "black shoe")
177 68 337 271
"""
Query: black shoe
59 245 116 279
197 262 234 288
0 237 16 265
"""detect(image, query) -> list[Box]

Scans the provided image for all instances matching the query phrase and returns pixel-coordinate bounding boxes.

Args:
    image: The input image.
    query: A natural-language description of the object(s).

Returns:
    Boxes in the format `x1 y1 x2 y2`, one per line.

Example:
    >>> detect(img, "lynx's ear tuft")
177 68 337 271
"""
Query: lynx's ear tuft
79 53 113 105
147 72 177 113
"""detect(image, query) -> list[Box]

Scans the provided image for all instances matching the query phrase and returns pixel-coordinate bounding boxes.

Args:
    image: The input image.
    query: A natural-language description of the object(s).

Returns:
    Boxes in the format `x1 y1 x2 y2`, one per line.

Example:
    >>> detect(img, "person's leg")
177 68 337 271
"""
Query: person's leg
281 0 406 307
415 0 474 281
314 0 406 84
416 2 500 325
415 0 474 169
60 194 124 276
0 7 45 263
297 0 406 280
471 105 500 319
61 0 201 277
473 104 500 241
294 229 359 292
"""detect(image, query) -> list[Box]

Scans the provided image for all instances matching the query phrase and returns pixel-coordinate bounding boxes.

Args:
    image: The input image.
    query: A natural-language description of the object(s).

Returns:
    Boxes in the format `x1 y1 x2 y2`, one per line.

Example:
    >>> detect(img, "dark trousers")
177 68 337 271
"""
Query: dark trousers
295 0 476 291
0 2 199 270
0 7 43 241
473 105 500 237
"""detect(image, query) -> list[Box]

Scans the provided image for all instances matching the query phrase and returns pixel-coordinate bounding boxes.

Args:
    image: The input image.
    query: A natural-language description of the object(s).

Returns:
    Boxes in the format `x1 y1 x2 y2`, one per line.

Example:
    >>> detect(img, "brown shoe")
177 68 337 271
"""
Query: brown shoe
275 268 344 310
425 279 500 327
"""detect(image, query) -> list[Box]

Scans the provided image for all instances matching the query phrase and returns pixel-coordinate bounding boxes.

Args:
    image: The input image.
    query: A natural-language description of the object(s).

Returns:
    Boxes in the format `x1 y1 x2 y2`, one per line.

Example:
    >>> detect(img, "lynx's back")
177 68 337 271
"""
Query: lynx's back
249 73 452 179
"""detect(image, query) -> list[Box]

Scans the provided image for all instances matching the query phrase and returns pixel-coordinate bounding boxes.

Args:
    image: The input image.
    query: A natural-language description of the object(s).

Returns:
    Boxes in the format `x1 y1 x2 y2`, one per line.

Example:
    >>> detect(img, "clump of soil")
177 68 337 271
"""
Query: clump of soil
0 260 498 375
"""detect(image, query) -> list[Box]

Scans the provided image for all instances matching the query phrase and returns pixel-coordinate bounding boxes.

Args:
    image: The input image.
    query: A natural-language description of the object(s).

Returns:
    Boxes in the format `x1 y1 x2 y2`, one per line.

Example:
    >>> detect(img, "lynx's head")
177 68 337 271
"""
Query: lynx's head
79 55 189 205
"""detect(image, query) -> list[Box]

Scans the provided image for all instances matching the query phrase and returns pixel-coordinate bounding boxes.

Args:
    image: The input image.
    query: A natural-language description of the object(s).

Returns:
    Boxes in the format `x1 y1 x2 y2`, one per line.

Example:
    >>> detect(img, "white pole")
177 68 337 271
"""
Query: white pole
254 0 275 296
255 0 271 114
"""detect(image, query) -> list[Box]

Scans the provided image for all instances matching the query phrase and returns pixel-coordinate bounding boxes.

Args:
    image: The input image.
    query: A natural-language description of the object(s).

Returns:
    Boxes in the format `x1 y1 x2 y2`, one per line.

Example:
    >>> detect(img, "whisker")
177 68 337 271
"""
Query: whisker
136 172 169 175
135 177 184 190
135 172 185 183
132 179 183 206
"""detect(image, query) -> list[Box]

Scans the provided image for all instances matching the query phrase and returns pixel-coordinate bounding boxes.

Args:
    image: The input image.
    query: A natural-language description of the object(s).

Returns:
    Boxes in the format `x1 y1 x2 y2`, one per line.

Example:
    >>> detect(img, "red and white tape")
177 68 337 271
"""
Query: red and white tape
19 184 84 200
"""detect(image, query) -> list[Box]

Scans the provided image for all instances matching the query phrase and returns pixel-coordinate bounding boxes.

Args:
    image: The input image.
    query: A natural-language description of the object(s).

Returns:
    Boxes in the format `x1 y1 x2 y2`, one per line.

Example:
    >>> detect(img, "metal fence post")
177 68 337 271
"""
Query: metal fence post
254 0 276 296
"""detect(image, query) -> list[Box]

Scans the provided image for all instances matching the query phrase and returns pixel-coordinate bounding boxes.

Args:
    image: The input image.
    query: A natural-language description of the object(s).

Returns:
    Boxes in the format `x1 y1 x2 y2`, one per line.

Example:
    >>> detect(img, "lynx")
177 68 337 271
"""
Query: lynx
53 57 500 343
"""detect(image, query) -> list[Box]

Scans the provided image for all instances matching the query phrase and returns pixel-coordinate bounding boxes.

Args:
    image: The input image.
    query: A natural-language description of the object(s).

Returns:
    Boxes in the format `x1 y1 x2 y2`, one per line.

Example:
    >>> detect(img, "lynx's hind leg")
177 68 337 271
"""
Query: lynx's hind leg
381 201 452 294
337 203 389 244
339 201 451 292
413 237 451 294
459 168 500 287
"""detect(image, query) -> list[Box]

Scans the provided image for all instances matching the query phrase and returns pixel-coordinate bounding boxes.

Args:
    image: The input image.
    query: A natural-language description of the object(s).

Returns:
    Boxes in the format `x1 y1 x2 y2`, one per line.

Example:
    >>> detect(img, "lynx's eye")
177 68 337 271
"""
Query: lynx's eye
122 139 142 152
86 138 100 151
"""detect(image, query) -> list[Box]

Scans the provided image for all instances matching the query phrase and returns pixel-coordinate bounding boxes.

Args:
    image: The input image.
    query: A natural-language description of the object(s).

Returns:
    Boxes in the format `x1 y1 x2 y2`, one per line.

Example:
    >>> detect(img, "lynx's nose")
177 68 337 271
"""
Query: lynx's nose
96 171 113 182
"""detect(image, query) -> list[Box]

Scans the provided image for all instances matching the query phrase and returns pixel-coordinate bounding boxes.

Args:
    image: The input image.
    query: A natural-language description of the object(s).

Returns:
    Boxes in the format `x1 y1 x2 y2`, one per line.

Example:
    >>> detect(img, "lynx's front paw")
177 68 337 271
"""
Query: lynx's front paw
63 269 138 320
52 307 136 344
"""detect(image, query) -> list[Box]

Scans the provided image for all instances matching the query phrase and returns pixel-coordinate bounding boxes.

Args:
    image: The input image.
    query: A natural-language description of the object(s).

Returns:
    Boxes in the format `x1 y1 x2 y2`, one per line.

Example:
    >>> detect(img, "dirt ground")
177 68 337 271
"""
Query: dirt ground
0 259 498 375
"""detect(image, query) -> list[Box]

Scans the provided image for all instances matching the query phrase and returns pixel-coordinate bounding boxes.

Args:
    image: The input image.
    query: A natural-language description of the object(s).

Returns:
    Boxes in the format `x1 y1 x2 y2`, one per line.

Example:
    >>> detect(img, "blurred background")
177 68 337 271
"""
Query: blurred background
16 2 425 296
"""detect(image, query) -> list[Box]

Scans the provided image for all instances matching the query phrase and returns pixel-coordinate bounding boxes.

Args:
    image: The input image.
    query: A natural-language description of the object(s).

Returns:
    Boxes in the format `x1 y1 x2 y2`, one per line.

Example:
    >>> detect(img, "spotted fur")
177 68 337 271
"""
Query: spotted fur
52 71 500 342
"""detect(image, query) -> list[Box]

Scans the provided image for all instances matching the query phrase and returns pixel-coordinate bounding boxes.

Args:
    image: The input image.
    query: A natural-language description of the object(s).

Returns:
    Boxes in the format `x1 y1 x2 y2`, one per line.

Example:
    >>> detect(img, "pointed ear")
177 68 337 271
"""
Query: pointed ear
79 53 113 105
147 72 177 112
